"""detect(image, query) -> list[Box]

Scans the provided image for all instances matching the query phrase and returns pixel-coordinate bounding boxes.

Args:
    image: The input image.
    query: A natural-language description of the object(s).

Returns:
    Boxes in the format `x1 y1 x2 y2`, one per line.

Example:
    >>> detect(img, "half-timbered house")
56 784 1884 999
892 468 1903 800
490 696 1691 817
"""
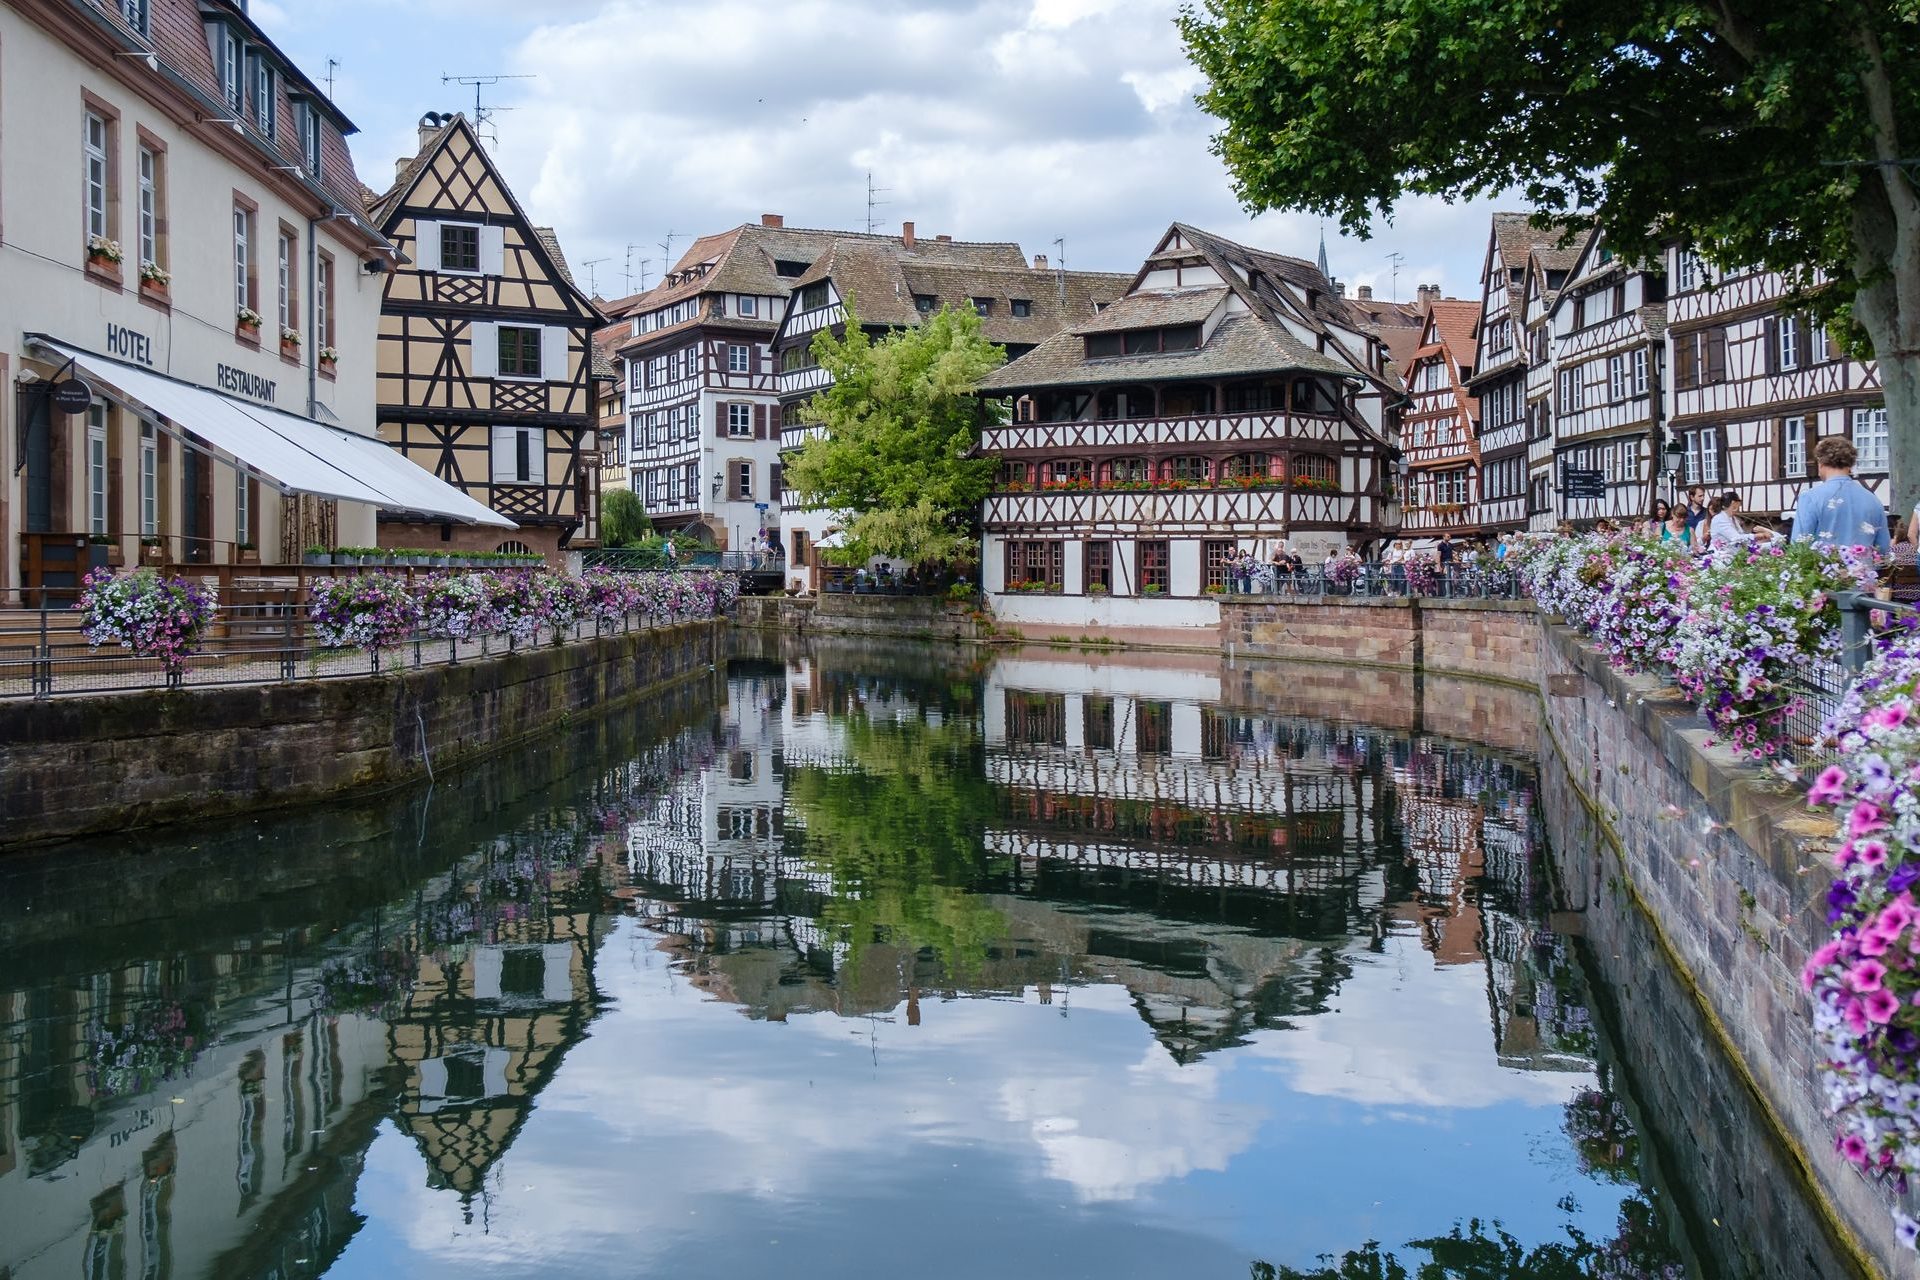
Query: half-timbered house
975 223 1403 634
0 0 506 599
1399 295 1483 540
1544 228 1666 528
1663 250 1886 523
1468 214 1579 535
367 113 606 561
770 223 1129 592
592 318 629 497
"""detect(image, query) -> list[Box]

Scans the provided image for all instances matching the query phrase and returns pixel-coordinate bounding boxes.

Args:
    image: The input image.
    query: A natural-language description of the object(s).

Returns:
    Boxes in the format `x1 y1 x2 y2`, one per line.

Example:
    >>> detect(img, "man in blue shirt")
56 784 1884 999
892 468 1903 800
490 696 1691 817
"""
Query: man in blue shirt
1791 436 1891 556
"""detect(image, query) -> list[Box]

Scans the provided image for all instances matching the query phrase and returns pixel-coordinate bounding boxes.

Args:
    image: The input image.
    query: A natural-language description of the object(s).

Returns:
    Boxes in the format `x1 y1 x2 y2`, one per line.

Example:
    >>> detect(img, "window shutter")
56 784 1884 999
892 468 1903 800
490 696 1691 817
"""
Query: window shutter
716 404 729 439
525 428 547 484
540 326 567 382
1764 318 1779 376
750 344 761 376
414 220 440 273
1705 328 1727 383
491 425 515 483
470 321 497 377
480 225 506 277
1674 337 1696 390
754 404 767 439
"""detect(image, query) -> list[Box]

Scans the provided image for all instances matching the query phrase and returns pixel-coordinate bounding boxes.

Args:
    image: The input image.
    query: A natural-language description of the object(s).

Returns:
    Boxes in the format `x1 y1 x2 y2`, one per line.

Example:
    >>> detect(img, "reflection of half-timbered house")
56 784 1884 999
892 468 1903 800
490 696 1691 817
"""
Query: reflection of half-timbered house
1545 229 1667 528
976 223 1403 632
1400 296 1482 539
1663 250 1887 522
1468 215 1579 535
368 113 606 561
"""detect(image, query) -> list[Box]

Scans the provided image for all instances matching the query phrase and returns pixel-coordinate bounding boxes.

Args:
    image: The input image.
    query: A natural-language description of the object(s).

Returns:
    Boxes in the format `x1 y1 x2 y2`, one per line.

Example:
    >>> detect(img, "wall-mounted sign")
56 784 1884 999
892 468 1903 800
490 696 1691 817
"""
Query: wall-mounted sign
216 364 277 405
105 323 153 367
50 378 92 414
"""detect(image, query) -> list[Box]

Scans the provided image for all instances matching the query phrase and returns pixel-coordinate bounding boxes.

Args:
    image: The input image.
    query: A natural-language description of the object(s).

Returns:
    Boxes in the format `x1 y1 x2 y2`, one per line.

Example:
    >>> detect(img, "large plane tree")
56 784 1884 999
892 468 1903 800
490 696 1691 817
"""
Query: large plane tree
1179 1 1920 513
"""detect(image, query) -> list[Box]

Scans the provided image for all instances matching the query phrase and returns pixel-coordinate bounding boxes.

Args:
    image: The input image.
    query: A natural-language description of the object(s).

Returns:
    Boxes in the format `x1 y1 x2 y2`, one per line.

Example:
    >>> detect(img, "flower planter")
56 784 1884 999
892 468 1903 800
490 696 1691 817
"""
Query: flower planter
280 340 301 360
304 551 334 566
237 323 261 344
141 544 164 565
138 279 169 304
319 358 337 377
237 547 260 565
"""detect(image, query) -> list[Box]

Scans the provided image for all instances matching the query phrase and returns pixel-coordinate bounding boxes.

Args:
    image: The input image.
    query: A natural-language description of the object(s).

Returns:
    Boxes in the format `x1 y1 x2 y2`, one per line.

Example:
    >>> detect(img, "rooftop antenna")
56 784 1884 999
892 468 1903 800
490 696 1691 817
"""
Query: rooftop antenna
657 233 677 274
1051 235 1068 305
582 257 608 296
1386 251 1405 302
864 172 890 235
637 258 653 292
325 59 339 101
440 73 534 145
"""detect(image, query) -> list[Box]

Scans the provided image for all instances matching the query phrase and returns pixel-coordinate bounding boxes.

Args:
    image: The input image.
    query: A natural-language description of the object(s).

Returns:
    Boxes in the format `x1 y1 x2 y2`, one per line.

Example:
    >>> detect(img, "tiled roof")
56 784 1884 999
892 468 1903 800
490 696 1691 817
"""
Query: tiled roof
1424 299 1481 360
1491 212 1583 273
978 312 1355 393
1376 322 1424 386
533 227 575 287
1072 287 1228 334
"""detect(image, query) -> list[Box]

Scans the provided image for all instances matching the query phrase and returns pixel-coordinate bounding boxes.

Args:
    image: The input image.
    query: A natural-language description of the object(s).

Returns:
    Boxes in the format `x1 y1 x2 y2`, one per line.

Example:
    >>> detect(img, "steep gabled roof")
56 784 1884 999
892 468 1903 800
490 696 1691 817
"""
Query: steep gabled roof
978 312 1356 393
1424 299 1481 362
1489 212 1583 274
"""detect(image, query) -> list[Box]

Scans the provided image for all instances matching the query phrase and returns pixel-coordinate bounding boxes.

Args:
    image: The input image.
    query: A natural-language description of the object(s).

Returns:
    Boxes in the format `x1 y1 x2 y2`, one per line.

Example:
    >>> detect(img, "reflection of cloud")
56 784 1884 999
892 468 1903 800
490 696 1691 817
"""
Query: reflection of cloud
1001 1044 1261 1201
1246 934 1586 1110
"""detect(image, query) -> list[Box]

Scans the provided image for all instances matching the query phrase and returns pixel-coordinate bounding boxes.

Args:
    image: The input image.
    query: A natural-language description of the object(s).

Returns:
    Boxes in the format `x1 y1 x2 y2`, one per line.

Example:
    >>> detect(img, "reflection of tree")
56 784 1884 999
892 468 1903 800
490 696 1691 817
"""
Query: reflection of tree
785 709 1009 976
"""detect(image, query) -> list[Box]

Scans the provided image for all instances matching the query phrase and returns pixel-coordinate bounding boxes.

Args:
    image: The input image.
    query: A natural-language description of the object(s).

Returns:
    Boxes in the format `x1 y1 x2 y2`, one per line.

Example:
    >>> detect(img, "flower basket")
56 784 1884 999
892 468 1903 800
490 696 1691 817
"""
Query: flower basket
75 567 216 675
307 574 422 651
237 543 259 564
86 236 124 268
303 548 333 566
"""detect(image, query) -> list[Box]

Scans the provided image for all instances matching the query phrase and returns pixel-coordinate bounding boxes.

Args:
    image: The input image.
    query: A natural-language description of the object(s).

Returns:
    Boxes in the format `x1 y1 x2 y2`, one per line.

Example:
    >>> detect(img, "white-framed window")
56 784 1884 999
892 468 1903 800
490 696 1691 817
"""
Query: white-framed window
299 103 321 174
119 0 148 35
1779 313 1800 370
277 231 293 331
1855 406 1890 472
727 403 752 437
86 404 108 537
253 56 274 138
681 404 698 441
728 344 749 374
233 206 251 312
1782 415 1807 476
221 29 242 111
139 423 157 536
440 223 480 273
316 253 333 350
84 111 108 242
491 425 545 484
1682 429 1720 485
1631 349 1648 396
234 468 250 544
738 295 757 317
137 146 159 270
732 460 753 501
1676 250 1699 293
1811 324 1832 365
1607 355 1625 401
683 460 698 502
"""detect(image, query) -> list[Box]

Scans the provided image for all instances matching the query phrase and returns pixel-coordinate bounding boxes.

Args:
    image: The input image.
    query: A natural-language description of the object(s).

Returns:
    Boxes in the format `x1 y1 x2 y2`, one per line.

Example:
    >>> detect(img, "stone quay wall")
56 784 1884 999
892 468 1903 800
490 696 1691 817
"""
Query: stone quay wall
1217 595 1542 687
0 620 721 850
734 594 1001 644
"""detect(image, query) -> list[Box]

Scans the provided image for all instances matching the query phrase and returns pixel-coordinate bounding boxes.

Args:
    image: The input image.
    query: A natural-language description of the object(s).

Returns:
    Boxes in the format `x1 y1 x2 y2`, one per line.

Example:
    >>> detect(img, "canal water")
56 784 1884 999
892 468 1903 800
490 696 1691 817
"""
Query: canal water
0 641 1851 1279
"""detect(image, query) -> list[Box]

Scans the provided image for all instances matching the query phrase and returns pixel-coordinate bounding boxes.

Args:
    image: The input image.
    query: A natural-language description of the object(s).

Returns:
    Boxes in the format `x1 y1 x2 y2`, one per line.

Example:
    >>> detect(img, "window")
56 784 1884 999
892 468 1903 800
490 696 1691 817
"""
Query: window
1204 540 1238 590
1293 453 1337 484
1085 540 1112 592
491 425 545 484
799 282 829 310
1136 701 1172 755
1004 540 1063 591
498 325 542 378
1676 250 1699 292
971 297 992 316
1632 348 1648 396
1011 299 1032 318
728 344 749 374
234 468 250 545
119 0 148 35
1607 355 1625 401
683 460 698 501
221 29 241 111
277 230 294 333
1782 415 1807 478
727 403 752 437
1083 696 1115 749
1779 313 1800 371
1164 455 1209 483
139 423 157 536
440 224 480 273
137 145 160 271
1681 428 1721 485
253 57 274 138
298 103 321 174
316 253 335 350
781 345 817 372
738 295 757 317
233 205 252 313
1855 407 1890 472
84 111 108 243
86 404 108 536
1138 540 1170 593
730 461 753 501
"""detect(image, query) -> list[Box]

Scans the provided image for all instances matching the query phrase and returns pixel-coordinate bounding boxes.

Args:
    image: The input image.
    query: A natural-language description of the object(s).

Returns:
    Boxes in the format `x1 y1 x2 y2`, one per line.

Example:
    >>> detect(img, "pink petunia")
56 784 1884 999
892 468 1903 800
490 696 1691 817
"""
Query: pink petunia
1846 998 1872 1034
1840 1134 1871 1164
1849 960 1888 993
1861 932 1891 957
1858 840 1890 869
1809 765 1851 805
1849 803 1888 837
1866 988 1902 1023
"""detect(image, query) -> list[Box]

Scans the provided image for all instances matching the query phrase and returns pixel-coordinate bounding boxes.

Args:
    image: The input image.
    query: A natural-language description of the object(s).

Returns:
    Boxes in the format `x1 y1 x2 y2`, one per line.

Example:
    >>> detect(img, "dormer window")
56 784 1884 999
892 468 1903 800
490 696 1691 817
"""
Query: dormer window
738 295 757 317
220 29 241 111
298 103 321 173
914 294 936 314
972 297 992 316
120 0 148 36
252 57 275 138
1011 299 1032 318
799 282 829 311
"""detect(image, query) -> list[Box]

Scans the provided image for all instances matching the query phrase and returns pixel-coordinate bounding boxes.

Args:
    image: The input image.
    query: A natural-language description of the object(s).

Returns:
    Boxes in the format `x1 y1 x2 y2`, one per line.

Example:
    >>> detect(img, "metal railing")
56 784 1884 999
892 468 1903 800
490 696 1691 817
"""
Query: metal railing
1229 564 1524 600
582 548 784 573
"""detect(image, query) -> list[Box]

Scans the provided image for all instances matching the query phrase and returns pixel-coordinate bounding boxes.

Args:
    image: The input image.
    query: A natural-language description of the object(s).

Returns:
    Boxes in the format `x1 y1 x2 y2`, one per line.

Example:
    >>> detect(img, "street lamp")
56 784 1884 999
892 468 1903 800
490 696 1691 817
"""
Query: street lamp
1661 438 1686 503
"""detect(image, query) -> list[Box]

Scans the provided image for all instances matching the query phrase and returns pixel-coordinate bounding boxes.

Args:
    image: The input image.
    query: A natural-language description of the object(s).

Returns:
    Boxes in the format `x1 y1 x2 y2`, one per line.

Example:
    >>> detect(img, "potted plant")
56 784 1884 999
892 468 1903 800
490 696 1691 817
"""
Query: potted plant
140 536 164 564
280 327 302 359
303 545 332 566
138 260 170 297
86 235 123 271
237 540 259 564
1087 582 1110 595
1145 584 1164 595
236 306 264 339
332 546 362 567
318 345 338 375
1205 583 1227 595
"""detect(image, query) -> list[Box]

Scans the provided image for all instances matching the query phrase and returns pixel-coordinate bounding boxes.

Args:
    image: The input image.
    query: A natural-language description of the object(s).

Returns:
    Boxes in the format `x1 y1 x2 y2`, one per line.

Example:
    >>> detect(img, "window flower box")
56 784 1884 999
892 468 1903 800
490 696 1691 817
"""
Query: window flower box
280 327 302 359
86 235 124 266
236 307 264 341
318 345 338 375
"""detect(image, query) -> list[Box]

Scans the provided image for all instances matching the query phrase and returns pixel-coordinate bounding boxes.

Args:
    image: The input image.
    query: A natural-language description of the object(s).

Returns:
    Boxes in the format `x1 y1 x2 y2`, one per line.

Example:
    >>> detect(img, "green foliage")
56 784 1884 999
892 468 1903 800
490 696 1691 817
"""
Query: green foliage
601 488 651 548
1176 0 1914 327
783 301 1006 568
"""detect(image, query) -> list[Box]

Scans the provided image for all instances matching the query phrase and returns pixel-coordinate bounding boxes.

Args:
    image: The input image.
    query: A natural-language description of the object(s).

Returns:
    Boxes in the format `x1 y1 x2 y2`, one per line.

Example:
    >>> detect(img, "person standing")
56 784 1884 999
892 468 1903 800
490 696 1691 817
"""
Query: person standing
1643 499 1671 536
1708 491 1769 548
663 535 677 568
1682 485 1711 542
1791 437 1891 557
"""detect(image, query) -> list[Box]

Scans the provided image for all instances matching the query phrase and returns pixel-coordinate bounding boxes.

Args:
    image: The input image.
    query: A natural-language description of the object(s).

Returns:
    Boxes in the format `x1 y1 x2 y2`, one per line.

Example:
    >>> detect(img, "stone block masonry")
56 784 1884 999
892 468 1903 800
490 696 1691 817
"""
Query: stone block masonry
1218 596 1541 686
0 620 721 850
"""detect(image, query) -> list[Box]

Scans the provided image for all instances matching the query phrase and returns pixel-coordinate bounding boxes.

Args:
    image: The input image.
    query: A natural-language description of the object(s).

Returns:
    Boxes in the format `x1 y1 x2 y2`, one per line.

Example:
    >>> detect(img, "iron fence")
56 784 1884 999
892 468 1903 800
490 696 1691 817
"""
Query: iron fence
1246 564 1523 600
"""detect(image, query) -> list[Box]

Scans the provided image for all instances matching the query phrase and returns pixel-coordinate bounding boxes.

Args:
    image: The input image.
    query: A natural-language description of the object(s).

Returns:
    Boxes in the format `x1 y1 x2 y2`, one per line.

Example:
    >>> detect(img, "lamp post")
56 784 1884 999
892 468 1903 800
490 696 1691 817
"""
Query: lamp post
1661 438 1686 506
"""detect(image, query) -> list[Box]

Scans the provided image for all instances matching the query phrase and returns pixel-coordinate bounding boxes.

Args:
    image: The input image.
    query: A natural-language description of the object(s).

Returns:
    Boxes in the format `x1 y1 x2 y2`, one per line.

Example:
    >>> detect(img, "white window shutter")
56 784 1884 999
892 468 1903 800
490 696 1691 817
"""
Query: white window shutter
526 428 547 482
414 219 440 272
470 321 497 378
480 225 506 276
491 426 514 483
540 326 567 382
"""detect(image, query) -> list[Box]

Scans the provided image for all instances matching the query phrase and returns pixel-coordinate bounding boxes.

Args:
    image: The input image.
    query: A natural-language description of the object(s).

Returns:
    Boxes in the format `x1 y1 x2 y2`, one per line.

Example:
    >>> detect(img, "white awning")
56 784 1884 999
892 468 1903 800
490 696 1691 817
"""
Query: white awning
31 337 515 528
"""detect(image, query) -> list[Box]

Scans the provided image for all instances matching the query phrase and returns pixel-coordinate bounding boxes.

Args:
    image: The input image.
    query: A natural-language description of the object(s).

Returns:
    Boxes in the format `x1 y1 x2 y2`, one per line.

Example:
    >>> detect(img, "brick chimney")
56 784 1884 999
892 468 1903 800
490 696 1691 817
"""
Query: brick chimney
901 221 915 248
1331 279 1346 297
1417 283 1440 303
761 213 784 228
935 234 952 243
1356 284 1373 300
1033 254 1048 270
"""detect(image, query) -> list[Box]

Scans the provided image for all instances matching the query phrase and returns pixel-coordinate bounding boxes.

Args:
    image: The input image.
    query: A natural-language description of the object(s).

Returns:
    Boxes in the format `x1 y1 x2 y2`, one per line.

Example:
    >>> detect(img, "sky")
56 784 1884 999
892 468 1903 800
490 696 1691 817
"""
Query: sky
258 0 1510 305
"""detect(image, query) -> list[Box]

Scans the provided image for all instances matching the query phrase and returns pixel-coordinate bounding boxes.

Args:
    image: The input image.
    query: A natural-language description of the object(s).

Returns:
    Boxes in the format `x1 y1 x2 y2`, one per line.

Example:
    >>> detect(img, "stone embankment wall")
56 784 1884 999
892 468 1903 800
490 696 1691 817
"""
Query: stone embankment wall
1217 596 1541 686
734 594 1001 643
0 620 721 850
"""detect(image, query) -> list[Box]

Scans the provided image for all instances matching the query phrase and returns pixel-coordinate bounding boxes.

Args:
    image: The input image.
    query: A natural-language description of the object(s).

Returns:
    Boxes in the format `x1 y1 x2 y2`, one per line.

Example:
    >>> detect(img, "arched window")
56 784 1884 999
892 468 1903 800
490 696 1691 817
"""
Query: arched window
1097 385 1157 420
1160 455 1210 484
1290 454 1337 488
1042 459 1090 489
1000 460 1031 490
1101 457 1152 487
1221 453 1279 481
496 540 536 556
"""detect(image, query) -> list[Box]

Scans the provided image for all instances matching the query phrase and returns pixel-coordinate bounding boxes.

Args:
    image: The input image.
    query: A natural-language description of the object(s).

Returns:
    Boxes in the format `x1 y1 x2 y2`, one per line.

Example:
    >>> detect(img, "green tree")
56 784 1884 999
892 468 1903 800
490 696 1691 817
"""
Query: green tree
782 301 1006 569
600 488 650 548
1178 1 1920 513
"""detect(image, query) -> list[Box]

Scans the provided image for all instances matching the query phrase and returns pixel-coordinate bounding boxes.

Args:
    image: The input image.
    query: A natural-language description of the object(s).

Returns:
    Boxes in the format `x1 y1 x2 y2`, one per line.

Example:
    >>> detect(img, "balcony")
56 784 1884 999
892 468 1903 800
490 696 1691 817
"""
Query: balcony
984 484 1382 533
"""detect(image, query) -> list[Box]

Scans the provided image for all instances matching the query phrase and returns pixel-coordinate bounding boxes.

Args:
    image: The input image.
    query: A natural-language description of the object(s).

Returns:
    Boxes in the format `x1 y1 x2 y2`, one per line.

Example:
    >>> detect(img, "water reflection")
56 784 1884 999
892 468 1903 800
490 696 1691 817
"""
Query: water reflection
0 645 1741 1278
